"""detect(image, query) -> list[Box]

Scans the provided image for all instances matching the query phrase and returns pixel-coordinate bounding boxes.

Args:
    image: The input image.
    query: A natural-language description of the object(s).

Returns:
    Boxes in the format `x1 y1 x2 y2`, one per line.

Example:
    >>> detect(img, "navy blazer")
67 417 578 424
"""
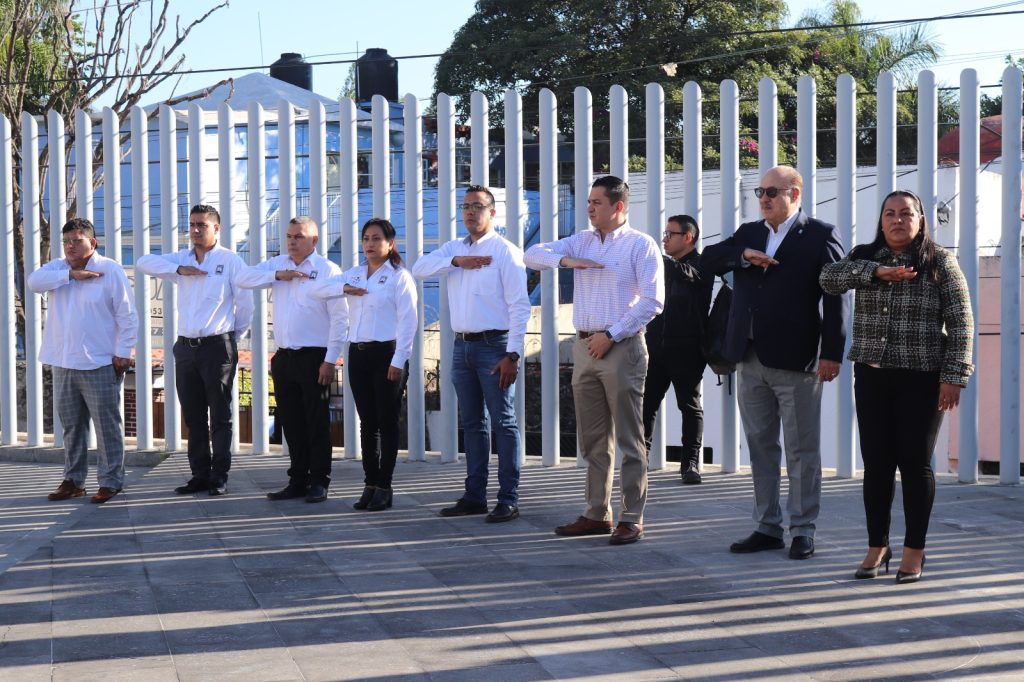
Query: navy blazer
701 210 849 372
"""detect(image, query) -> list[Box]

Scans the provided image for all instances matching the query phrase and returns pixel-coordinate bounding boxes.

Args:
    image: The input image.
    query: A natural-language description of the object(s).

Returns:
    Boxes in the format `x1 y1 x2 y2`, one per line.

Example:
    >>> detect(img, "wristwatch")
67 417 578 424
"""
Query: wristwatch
603 331 614 342
506 352 520 363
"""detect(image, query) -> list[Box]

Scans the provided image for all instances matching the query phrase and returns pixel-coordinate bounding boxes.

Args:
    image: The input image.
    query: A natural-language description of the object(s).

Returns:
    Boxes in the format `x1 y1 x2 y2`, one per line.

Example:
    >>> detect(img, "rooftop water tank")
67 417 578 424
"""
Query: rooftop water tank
356 48 398 103
270 52 312 91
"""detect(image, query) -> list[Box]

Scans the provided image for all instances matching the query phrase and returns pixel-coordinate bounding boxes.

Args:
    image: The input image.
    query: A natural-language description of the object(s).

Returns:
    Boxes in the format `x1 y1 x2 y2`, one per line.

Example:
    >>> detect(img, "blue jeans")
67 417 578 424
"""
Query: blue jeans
451 334 520 506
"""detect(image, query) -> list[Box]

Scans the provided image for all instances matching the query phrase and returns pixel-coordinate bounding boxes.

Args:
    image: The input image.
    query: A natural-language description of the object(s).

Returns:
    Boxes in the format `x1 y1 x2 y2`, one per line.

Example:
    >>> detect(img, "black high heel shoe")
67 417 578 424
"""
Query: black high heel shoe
353 486 375 510
854 547 893 579
896 555 926 584
367 487 393 511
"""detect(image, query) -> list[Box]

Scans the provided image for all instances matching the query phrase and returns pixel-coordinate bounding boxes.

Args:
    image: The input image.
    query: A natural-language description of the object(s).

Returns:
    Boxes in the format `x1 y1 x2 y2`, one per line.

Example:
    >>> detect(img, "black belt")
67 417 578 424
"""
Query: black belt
577 330 606 339
178 332 233 347
350 340 396 351
275 346 327 355
456 329 508 342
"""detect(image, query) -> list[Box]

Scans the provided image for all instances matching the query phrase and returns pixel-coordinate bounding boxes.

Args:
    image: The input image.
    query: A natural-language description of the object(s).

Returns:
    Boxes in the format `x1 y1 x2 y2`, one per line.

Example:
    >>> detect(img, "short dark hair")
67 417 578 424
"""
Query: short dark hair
362 217 403 268
668 214 699 241
62 217 95 238
190 204 220 224
591 175 629 207
464 184 495 206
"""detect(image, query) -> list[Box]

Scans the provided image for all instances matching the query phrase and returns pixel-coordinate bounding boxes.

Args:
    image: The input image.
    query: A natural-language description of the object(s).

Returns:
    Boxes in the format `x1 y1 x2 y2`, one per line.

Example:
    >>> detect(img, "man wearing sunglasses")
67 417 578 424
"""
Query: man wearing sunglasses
702 165 848 560
412 185 530 523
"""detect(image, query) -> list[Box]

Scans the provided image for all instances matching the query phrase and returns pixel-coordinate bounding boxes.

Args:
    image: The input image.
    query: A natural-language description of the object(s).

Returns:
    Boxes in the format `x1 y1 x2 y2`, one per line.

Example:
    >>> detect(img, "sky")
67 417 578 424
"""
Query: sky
92 0 1023 108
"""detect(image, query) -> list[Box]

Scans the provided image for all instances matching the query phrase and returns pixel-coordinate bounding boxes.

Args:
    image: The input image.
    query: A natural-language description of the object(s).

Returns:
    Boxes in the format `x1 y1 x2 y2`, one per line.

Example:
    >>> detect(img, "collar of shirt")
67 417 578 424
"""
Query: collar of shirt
763 209 801 258
461 229 500 247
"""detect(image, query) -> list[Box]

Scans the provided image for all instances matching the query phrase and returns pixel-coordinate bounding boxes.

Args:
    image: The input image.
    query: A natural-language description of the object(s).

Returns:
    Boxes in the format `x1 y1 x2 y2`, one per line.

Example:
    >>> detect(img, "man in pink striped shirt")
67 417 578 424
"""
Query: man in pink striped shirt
525 176 664 545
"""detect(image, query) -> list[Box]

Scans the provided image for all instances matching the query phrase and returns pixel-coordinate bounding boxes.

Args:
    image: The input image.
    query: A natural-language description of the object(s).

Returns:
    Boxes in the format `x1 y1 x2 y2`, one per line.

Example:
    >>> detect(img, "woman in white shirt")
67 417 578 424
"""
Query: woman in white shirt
332 218 417 511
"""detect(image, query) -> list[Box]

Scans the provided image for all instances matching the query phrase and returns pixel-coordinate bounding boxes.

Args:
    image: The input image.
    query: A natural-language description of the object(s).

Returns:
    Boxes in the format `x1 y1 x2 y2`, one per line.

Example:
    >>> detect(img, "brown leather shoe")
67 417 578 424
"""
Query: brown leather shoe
609 522 644 545
48 479 86 501
90 487 121 504
554 516 613 536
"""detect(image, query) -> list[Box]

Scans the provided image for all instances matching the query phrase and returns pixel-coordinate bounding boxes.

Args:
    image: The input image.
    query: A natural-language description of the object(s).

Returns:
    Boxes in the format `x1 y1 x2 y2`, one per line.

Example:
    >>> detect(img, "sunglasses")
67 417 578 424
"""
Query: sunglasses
753 186 793 199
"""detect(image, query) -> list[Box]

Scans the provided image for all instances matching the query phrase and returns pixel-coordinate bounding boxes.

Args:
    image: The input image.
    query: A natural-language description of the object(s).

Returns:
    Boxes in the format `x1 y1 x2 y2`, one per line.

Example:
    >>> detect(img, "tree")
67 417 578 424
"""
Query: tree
1 0 229 340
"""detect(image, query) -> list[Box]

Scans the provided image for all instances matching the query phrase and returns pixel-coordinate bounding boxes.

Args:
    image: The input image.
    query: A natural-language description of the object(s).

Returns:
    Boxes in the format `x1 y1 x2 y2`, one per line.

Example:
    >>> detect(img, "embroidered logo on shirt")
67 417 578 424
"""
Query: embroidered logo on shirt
215 264 224 275
378 275 387 284
309 270 318 280
350 275 361 284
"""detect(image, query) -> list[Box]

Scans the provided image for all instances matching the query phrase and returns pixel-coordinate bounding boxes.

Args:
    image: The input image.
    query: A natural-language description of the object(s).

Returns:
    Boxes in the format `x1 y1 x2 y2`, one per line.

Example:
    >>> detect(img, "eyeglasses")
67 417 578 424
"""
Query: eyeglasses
663 230 685 238
754 186 793 199
62 238 89 246
460 202 491 213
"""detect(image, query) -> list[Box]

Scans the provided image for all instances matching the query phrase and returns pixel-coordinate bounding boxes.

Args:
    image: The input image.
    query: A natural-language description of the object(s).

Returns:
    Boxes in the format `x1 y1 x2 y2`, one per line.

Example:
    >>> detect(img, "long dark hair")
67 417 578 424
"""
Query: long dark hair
361 218 403 268
849 190 938 281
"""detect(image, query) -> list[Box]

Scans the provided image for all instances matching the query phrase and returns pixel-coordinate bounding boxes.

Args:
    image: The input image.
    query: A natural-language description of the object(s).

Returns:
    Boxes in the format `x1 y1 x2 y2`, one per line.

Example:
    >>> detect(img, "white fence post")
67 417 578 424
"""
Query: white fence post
159 105 181 451
876 72 897 197
573 86 593 467
404 93 426 462
131 106 154 450
339 97 361 461
647 82 667 472
49 111 68 448
371 95 390 219
917 71 938 233
21 114 43 446
540 88 560 468
719 80 740 473
504 89 526 465
217 102 242 451
435 94 458 464
0 116 16 445
835 74 857 478
758 78 778 173
999 66 1022 485
247 103 269 455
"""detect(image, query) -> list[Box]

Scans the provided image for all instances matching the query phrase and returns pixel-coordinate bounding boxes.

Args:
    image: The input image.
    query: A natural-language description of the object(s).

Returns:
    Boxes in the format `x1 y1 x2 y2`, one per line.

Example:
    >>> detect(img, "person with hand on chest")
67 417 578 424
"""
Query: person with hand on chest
312 218 417 512
136 204 253 497
235 216 347 503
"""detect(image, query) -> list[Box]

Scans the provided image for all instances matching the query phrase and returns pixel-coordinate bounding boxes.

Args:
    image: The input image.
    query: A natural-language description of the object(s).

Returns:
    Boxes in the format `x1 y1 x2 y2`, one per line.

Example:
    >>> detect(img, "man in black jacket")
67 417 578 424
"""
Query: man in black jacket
642 215 713 484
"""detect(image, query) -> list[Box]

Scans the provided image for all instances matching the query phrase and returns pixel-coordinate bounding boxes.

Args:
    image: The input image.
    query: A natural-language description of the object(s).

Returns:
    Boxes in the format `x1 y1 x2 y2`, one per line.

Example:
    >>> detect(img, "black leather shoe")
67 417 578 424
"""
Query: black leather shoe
267 484 307 501
439 499 488 517
174 480 207 495
305 484 328 503
353 486 375 510
367 487 393 511
789 536 815 560
854 547 892 579
485 502 519 523
730 531 785 553
895 555 926 584
208 482 227 496
681 465 702 485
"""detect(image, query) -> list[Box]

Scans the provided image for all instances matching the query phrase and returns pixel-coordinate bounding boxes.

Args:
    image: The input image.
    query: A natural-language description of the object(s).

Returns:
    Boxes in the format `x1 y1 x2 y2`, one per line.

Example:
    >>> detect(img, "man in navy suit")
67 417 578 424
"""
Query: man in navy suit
701 165 847 560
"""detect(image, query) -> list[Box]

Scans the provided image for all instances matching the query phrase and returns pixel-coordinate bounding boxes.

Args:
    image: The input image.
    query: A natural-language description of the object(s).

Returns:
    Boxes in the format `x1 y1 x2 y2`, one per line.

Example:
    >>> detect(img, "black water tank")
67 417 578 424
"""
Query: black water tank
270 53 312 91
356 48 398 102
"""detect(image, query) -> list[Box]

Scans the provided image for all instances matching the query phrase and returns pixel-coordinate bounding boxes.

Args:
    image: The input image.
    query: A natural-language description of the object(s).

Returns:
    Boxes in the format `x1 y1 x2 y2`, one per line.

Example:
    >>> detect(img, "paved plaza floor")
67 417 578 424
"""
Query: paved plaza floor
0 451 1022 681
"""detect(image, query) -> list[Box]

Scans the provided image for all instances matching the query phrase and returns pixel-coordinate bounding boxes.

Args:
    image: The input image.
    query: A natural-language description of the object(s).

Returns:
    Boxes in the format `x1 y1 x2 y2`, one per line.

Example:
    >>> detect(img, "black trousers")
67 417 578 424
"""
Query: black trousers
854 363 944 550
348 341 408 489
641 345 706 468
173 333 237 485
271 347 333 488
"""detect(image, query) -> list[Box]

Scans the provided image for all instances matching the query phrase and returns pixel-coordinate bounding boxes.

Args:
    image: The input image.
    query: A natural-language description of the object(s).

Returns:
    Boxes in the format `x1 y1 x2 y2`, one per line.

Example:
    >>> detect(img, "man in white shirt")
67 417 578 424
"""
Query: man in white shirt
411 185 531 523
28 218 138 504
136 204 254 496
525 176 664 545
235 216 347 503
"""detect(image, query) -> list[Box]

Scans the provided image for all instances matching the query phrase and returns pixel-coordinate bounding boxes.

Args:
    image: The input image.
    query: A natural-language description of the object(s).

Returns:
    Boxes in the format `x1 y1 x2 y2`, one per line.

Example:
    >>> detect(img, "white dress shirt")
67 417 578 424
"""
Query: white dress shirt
524 224 663 340
313 260 418 369
135 243 254 339
27 252 138 370
411 230 530 355
234 252 348 364
764 208 800 258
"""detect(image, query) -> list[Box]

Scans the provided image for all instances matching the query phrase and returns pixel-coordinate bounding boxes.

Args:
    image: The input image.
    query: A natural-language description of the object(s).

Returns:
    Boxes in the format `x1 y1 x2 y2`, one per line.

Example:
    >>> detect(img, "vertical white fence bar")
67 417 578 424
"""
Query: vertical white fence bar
100 107 120 259
371 95 390 219
217 102 242 452
339 98 361 460
21 114 43 445
404 93 426 461
49 111 68 448
573 86 593 466
279 99 296 243
957 69 981 483
682 82 703 471
189 104 206 205
835 74 857 478
471 92 489 186
436 94 457 463
309 101 328 257
876 72 897 198
184 104 203 453
131 107 154 450
647 82 667 471
504 89 526 464
917 71 938 232
999 66 1022 485
0 116 14 444
797 76 817 215
75 110 93 226
719 80 741 473
758 78 779 173
247 103 269 454
159 106 181 451
540 88 560 467
609 85 628 179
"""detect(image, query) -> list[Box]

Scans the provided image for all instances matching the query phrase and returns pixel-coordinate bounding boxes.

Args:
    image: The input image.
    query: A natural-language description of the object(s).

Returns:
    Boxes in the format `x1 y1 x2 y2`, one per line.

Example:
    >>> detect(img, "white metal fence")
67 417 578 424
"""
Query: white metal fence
1 68 1021 483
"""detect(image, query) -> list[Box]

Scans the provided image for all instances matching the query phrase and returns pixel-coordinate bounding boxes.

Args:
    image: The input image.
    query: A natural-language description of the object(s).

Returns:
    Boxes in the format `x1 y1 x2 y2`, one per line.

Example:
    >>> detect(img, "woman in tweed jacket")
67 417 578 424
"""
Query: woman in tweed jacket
820 190 974 584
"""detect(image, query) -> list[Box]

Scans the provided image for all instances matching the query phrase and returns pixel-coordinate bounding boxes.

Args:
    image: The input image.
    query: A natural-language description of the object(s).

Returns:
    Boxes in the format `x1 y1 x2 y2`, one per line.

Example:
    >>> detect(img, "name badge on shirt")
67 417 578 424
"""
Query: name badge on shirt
215 264 224 275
